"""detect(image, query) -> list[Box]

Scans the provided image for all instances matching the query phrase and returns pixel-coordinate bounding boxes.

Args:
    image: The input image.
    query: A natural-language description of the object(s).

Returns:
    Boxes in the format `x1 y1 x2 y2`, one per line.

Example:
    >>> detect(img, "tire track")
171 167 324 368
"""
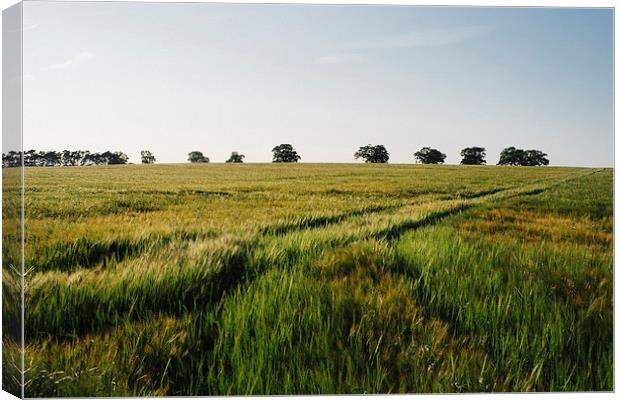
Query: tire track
25 171 590 340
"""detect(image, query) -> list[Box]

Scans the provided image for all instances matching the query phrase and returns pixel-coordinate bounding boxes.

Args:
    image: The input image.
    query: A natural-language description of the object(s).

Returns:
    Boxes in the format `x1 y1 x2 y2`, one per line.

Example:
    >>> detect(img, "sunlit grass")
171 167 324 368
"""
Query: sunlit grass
2 164 611 395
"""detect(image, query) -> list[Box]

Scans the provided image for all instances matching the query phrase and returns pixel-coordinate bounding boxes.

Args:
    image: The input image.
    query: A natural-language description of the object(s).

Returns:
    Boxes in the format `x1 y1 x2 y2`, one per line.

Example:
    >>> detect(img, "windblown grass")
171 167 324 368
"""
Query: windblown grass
2 163 611 396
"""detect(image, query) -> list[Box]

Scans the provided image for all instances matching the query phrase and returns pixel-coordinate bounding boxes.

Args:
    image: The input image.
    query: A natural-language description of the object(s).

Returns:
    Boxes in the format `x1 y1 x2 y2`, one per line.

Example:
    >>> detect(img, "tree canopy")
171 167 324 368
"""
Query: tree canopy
497 147 549 166
2 150 129 167
354 144 389 164
2 151 21 168
226 152 245 163
2 145 553 168
414 147 446 164
101 151 129 165
272 144 301 163
460 147 487 165
140 150 156 164
187 151 210 163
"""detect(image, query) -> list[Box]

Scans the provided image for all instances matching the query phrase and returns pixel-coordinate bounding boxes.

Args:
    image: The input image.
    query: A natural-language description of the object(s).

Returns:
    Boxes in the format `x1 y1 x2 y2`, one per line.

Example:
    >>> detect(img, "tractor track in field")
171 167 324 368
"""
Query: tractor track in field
25 170 595 340
377 168 609 392
32 168 597 274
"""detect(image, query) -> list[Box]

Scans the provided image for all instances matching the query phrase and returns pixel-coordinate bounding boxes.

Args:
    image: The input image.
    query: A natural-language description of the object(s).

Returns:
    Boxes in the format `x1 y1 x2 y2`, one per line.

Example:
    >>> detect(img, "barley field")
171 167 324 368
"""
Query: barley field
2 163 613 396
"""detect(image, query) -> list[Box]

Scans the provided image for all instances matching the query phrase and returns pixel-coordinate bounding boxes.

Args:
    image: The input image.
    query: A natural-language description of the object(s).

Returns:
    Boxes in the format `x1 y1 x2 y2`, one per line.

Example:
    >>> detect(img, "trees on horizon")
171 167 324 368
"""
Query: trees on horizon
187 151 210 163
2 146 551 168
100 151 129 165
460 147 487 165
2 151 20 168
272 144 301 163
497 147 549 166
414 147 446 164
226 152 245 163
2 150 129 168
354 144 389 163
141 150 156 164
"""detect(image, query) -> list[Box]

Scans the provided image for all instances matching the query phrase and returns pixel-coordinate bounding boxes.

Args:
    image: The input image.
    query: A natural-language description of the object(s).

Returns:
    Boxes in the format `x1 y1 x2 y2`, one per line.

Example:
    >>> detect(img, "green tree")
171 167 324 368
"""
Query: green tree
272 144 301 163
2 151 21 168
460 147 486 165
226 152 245 163
498 147 549 166
41 151 60 167
354 144 390 163
188 151 210 163
522 150 549 166
414 147 446 164
497 147 521 166
101 151 129 165
140 150 156 164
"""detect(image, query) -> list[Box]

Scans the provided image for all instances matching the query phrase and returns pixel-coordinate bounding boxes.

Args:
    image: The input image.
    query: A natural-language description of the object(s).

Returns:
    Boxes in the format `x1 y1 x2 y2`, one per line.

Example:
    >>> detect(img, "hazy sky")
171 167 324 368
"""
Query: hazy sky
22 2 613 166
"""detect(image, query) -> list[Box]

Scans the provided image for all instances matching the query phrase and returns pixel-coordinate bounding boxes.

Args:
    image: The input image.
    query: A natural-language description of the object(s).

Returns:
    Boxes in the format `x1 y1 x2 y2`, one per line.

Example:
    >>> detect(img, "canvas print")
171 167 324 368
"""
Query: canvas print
1 1 614 397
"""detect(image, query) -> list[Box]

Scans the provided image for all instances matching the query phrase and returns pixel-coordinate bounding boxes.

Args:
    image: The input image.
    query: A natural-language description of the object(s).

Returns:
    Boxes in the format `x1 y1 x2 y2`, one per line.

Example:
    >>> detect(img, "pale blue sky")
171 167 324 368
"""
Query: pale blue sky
22 2 613 166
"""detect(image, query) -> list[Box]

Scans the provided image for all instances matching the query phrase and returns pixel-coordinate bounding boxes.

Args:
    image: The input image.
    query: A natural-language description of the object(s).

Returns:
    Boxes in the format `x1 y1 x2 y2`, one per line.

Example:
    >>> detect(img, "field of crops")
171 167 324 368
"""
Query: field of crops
2 163 613 396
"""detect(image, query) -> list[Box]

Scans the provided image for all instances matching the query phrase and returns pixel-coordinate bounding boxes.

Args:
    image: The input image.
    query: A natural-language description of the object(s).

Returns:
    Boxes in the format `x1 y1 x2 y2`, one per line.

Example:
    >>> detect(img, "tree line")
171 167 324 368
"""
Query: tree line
355 144 548 166
2 144 549 167
2 150 130 168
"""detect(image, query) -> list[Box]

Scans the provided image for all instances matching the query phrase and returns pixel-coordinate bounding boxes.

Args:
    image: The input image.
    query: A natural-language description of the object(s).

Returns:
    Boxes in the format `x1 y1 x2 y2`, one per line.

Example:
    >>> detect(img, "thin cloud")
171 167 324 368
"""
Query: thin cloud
349 25 494 50
314 25 493 65
46 51 95 70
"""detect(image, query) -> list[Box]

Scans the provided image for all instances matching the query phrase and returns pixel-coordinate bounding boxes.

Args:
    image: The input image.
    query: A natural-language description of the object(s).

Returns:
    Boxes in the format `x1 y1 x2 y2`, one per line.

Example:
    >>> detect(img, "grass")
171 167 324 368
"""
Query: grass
1 163 612 396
